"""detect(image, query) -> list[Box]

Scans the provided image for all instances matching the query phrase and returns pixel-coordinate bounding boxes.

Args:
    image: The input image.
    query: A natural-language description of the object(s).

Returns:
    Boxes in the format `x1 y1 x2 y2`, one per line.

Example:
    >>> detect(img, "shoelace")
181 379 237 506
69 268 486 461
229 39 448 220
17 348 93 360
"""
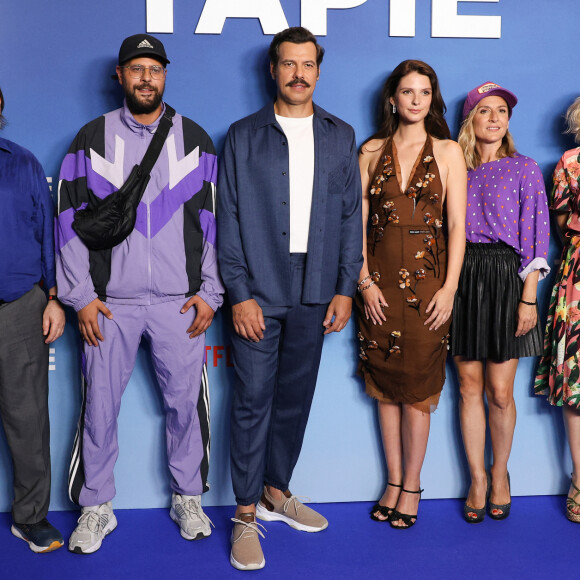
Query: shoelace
230 518 266 541
282 495 310 515
184 498 215 528
76 510 103 533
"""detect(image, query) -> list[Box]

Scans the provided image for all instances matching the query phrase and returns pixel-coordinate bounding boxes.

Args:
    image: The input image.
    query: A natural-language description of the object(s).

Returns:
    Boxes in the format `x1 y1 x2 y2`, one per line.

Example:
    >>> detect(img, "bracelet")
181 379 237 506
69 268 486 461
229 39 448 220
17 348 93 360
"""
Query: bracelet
519 299 537 306
47 295 60 302
357 275 370 288
359 281 376 293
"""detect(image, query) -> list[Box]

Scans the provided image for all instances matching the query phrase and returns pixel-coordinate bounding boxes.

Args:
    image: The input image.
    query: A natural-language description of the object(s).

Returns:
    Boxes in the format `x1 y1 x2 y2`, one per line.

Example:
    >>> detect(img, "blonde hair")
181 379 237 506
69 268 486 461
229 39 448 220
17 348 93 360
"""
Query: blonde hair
458 106 517 171
564 97 580 143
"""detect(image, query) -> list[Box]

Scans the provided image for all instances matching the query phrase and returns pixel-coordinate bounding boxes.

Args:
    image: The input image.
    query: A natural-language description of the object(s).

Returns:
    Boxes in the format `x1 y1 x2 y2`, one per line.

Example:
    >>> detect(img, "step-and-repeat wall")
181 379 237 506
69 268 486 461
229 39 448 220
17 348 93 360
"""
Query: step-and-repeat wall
0 0 574 510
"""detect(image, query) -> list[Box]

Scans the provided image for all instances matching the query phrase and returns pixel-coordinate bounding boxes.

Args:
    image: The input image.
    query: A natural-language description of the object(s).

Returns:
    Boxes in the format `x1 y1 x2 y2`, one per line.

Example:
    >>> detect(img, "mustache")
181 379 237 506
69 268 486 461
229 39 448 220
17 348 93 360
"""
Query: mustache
286 78 311 88
135 83 158 92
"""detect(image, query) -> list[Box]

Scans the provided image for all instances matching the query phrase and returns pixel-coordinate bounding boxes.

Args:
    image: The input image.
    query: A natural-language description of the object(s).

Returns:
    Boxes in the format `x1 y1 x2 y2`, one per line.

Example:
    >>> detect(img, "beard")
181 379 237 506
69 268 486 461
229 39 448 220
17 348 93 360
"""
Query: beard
124 81 164 116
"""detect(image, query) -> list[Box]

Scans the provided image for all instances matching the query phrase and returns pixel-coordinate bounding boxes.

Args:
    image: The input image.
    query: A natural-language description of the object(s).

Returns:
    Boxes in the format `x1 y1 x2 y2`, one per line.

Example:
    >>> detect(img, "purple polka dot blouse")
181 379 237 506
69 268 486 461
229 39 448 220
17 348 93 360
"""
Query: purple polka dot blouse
466 154 550 280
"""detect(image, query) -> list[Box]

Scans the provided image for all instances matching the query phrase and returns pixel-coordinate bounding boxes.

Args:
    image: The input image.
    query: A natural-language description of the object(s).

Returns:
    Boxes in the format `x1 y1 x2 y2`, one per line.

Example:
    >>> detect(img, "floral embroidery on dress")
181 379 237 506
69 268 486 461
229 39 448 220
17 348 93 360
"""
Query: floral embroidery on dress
385 330 402 361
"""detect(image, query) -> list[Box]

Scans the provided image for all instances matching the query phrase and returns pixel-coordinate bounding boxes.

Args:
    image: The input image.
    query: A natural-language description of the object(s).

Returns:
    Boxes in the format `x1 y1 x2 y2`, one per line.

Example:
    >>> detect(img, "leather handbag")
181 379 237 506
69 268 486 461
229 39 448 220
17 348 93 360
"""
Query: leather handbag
72 104 176 251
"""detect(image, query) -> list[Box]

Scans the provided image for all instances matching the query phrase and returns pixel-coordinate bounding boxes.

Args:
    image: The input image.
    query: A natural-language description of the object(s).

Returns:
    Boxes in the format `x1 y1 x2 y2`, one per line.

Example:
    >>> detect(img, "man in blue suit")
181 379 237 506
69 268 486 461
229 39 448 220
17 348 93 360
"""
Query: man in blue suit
218 27 362 571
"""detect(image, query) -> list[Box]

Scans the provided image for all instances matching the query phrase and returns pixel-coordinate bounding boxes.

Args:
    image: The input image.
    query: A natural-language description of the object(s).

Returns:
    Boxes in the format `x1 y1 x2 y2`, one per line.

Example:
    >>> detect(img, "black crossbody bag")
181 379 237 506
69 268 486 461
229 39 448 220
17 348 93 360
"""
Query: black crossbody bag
72 104 176 251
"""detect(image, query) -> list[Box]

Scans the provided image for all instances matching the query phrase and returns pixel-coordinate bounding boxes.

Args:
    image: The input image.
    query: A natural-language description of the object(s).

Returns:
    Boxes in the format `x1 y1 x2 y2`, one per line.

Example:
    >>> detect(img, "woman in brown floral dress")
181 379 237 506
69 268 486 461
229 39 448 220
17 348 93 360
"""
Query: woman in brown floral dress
356 60 466 528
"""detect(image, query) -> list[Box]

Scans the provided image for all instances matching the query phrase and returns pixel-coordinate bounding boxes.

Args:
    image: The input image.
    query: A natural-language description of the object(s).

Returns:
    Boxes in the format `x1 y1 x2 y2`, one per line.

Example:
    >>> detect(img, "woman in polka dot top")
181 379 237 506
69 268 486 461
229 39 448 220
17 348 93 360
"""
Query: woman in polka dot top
451 82 550 524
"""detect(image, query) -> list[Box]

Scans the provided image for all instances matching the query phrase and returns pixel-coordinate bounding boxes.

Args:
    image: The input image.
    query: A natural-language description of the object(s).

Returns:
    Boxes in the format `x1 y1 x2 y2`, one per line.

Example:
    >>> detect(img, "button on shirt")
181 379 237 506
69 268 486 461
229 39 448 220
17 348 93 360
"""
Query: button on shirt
0 137 56 302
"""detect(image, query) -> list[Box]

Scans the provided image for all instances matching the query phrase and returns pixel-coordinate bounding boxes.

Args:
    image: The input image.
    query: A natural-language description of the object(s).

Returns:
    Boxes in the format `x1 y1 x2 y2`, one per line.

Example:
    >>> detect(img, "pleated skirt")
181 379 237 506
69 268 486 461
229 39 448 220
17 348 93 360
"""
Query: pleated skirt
451 241 543 361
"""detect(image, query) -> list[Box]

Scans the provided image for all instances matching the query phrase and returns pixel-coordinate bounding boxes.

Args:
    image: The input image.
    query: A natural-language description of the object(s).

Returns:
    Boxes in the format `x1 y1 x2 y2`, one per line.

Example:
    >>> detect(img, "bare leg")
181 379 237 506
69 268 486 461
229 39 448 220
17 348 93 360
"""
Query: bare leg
391 403 430 527
486 358 519 513
235 503 256 518
563 405 580 513
372 401 403 520
455 357 488 515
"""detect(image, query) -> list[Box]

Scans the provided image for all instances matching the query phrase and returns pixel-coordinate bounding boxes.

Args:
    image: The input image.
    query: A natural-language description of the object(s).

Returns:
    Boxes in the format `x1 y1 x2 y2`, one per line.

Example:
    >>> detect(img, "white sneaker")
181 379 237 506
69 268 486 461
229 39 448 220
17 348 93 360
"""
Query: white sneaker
170 493 214 540
68 502 117 554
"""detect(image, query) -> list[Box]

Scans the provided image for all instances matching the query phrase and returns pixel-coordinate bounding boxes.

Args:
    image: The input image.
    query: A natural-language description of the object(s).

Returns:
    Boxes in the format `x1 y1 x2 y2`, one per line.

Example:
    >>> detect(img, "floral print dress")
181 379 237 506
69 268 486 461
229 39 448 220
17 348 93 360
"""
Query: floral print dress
535 148 580 408
356 136 449 412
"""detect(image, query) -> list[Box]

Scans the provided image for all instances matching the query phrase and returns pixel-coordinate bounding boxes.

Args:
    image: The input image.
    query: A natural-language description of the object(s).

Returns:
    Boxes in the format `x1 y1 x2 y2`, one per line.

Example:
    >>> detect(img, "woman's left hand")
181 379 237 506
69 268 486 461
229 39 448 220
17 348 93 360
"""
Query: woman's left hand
424 286 456 331
515 302 537 337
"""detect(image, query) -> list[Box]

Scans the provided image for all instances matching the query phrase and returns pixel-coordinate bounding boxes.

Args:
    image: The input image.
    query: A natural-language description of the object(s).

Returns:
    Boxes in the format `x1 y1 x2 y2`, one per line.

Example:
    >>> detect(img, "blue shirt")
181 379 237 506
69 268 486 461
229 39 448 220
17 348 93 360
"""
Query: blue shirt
217 103 362 307
0 137 56 302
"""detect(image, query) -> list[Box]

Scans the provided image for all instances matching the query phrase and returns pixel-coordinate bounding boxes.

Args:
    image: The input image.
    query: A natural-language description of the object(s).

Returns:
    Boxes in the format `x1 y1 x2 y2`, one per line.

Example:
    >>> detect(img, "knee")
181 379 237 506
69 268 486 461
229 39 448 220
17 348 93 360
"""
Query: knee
458 374 484 405
486 384 514 411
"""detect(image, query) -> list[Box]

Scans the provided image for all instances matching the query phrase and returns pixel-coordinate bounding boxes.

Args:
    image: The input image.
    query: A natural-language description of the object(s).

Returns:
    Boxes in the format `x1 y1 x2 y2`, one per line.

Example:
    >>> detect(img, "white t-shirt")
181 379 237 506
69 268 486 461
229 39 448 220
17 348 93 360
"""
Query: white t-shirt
275 114 314 253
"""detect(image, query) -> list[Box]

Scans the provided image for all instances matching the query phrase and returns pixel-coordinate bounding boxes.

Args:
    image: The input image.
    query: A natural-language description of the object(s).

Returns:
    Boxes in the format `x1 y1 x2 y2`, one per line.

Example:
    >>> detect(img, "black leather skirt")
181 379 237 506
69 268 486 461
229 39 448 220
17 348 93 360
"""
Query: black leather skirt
451 241 543 361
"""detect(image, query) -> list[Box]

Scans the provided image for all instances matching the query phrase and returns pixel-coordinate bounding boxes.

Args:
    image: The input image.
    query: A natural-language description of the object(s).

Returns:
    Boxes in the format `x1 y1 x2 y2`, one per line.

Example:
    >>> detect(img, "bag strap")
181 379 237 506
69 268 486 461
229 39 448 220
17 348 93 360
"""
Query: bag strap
138 104 176 176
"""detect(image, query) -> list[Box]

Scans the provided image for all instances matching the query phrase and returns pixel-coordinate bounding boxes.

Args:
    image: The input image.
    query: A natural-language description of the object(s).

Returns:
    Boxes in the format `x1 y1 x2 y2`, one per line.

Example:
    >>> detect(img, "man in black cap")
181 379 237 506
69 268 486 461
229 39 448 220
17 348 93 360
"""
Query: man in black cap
56 34 223 554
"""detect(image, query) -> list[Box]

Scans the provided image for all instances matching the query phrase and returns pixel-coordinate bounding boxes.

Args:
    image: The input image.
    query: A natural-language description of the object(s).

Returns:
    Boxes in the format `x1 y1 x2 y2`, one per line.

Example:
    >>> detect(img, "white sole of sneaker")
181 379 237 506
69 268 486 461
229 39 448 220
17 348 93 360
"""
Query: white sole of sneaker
255 503 328 532
169 508 211 541
230 551 265 571
68 514 118 554
10 526 64 553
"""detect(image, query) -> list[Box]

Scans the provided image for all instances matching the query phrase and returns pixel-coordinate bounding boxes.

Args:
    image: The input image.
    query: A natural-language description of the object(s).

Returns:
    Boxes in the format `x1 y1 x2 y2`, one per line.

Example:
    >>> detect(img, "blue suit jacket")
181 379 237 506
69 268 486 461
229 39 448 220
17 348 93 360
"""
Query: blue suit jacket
217 103 363 307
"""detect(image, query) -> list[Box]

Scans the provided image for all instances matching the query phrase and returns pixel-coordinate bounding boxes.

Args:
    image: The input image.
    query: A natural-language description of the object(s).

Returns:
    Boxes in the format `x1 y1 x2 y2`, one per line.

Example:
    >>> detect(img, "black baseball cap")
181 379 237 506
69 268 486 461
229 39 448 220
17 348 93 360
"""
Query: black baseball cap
118 34 170 66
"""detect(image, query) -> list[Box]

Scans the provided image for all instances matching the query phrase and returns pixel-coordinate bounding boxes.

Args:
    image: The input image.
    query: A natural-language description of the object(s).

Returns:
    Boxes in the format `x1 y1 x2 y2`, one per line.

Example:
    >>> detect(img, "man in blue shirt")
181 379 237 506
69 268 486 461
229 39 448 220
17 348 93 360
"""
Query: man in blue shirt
0 87 66 552
218 27 362 570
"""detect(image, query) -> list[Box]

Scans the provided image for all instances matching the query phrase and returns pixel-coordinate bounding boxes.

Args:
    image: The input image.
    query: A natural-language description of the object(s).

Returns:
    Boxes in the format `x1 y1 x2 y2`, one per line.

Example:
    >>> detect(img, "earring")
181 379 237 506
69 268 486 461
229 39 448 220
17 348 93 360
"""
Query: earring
392 104 397 114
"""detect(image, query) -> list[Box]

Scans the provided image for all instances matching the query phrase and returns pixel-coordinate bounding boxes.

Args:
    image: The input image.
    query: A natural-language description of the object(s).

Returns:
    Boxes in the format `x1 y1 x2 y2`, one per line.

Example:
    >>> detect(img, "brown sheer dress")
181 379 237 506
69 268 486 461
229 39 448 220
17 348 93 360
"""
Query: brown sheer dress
356 136 450 413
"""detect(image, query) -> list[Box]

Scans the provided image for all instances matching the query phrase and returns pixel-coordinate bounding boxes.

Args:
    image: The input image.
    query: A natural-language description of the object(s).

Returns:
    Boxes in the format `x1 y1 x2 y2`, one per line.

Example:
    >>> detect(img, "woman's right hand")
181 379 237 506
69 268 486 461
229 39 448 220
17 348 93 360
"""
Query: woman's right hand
362 284 388 325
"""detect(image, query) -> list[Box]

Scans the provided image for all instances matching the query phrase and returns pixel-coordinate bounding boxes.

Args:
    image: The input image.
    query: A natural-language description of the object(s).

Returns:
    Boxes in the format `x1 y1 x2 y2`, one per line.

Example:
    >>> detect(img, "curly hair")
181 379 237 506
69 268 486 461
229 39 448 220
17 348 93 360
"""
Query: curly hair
564 97 580 143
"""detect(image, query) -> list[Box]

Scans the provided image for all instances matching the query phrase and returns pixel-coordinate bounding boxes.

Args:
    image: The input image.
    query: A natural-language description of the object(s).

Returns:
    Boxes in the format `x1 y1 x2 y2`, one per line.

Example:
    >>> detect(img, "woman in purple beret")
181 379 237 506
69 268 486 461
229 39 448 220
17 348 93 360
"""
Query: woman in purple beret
535 98 580 523
452 82 550 523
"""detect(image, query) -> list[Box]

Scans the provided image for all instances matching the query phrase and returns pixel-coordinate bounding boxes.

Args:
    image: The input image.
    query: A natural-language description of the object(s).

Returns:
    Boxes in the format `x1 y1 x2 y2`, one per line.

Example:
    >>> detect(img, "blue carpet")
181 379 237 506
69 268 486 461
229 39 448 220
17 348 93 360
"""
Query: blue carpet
0 496 574 579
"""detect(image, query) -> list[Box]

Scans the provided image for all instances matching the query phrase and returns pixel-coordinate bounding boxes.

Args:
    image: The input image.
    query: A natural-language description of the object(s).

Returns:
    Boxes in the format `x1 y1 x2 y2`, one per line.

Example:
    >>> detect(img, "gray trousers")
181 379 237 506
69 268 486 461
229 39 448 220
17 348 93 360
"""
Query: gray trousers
0 285 51 523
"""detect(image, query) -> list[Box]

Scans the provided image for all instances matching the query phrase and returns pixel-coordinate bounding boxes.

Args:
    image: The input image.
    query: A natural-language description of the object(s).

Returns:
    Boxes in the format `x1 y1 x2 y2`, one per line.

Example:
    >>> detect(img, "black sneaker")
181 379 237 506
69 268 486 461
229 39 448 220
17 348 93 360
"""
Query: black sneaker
11 518 64 553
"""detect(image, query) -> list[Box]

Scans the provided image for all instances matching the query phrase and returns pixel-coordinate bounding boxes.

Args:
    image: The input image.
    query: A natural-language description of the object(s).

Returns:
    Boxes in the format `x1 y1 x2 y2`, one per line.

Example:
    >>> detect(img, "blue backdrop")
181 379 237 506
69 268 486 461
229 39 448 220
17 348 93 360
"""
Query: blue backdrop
0 0 575 511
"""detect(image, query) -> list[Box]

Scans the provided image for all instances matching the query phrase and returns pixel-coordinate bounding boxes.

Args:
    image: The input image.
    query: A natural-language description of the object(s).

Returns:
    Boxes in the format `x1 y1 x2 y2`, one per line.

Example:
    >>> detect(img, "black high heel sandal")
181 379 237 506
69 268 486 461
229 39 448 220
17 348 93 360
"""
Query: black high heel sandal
463 472 491 524
489 472 511 520
370 482 402 522
389 487 424 529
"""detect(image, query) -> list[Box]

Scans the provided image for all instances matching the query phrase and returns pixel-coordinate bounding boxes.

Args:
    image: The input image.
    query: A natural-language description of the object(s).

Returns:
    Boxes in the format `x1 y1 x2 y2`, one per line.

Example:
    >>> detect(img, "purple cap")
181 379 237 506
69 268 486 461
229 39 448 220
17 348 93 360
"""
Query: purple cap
462 81 518 121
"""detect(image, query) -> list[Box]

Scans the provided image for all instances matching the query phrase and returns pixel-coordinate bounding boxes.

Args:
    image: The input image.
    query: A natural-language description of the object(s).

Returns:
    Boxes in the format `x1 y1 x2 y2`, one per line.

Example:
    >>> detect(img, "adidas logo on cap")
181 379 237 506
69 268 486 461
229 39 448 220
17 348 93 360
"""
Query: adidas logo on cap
137 39 154 49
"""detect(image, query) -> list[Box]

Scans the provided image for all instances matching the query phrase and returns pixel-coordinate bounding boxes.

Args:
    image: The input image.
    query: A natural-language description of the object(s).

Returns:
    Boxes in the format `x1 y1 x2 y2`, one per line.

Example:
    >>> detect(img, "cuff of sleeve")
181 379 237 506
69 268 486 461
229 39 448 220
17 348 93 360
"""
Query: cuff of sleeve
67 291 99 313
335 277 358 298
228 285 252 306
519 257 551 282
196 289 223 313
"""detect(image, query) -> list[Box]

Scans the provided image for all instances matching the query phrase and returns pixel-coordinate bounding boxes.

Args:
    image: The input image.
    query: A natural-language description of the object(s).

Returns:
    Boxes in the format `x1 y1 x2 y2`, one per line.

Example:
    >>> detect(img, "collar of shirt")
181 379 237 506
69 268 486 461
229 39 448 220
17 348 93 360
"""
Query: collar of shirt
254 102 337 130
120 100 166 135
0 136 14 154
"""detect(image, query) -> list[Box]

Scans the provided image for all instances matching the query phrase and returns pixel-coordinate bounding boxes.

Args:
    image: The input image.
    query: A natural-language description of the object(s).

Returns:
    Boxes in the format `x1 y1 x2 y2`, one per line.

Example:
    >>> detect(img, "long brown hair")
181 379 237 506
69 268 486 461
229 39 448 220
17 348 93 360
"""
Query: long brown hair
364 60 450 147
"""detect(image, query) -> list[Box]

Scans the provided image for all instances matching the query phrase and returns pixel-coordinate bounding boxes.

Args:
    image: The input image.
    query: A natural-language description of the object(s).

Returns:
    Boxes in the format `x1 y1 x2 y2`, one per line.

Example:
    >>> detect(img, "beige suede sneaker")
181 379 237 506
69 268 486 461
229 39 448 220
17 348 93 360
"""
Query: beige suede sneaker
230 513 266 571
256 487 328 532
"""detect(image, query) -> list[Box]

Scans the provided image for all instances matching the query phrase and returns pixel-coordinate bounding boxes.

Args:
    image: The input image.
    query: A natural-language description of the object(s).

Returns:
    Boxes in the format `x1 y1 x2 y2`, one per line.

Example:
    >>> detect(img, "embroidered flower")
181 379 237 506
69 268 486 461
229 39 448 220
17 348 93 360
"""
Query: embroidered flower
399 269 409 278
383 201 395 210
390 331 401 338
406 296 418 304
371 271 381 283
434 219 443 229
406 187 417 199
371 213 379 226
388 214 400 223
415 269 426 280
359 347 368 361
424 212 434 225
389 345 401 354
357 332 365 342
367 340 378 350
423 155 433 163
415 251 425 259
